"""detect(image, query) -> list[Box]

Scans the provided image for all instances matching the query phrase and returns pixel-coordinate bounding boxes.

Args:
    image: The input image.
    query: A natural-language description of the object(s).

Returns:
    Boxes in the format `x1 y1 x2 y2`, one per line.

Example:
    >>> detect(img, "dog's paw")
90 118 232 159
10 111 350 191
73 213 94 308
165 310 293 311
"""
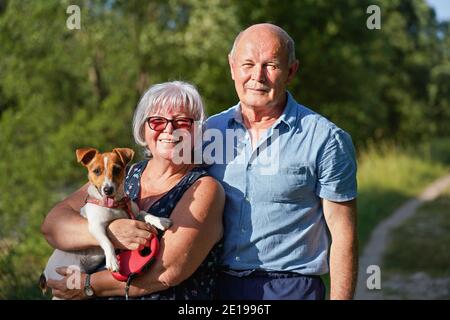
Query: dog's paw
105 255 120 273
144 215 172 231
157 218 173 230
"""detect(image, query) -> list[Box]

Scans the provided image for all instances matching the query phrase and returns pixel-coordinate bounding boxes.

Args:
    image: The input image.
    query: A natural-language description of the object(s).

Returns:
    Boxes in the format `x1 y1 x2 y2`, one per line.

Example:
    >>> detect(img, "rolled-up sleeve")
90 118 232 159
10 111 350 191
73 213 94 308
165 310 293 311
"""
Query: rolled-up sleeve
316 129 357 202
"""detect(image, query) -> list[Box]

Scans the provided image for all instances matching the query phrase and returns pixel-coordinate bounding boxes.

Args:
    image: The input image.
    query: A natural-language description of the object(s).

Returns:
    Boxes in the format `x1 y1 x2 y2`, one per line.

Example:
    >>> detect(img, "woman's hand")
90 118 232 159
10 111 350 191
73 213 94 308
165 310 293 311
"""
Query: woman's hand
46 267 90 300
107 219 157 250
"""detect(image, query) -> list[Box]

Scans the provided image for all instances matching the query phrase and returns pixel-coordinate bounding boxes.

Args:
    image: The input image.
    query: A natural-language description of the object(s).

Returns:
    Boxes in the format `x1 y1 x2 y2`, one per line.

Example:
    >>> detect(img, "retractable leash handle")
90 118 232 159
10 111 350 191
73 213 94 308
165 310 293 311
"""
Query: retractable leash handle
111 233 160 282
97 196 161 298
86 196 161 288
118 236 160 300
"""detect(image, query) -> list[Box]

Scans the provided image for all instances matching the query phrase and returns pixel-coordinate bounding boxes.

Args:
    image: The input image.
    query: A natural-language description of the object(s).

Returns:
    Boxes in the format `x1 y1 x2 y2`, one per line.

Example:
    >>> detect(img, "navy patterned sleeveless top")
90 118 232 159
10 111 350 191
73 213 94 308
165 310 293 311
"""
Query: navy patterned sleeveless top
122 159 222 300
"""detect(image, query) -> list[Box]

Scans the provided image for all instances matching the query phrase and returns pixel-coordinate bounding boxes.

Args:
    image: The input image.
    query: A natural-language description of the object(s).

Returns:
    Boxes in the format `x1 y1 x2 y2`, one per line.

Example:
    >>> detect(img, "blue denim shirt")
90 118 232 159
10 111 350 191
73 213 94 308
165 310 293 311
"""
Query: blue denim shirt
204 92 357 275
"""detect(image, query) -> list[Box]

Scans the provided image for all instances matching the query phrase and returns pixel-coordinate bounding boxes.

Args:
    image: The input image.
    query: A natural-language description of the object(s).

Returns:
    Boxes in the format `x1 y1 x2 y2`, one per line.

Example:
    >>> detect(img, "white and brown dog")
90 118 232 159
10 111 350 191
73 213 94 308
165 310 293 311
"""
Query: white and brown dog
39 147 171 295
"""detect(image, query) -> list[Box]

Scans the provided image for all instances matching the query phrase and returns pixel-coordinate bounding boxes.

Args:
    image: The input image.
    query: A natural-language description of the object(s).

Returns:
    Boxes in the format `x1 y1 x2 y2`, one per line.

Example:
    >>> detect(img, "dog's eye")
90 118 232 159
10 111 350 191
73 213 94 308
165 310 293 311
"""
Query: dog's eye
93 168 102 176
112 166 122 176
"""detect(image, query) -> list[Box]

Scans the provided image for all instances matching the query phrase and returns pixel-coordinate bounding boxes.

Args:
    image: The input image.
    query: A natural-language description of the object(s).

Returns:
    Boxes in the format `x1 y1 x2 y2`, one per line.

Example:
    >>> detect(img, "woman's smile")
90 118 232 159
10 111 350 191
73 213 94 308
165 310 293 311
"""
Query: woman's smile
157 138 181 144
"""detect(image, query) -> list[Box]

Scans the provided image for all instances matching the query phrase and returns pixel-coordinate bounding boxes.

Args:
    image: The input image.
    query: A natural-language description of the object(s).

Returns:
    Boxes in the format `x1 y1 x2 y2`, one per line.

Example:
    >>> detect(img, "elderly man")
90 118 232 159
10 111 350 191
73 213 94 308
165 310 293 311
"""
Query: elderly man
205 23 358 300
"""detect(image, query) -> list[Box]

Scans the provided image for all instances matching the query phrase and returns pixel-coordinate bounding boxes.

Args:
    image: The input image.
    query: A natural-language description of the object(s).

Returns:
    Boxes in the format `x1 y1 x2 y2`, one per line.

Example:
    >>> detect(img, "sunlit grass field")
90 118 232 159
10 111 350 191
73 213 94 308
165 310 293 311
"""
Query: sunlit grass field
357 140 450 249
384 185 450 276
380 185 450 299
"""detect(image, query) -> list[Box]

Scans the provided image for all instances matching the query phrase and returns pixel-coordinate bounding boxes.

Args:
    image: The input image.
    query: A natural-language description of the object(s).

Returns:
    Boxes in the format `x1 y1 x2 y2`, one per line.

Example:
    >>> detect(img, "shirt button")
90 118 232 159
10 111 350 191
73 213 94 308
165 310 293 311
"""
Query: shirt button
235 256 240 261
241 228 246 233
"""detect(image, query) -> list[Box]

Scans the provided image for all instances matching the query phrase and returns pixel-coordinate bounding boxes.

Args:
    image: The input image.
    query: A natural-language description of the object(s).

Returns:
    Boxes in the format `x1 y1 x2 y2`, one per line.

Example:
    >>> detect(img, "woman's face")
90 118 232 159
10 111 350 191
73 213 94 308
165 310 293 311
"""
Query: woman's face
144 109 195 163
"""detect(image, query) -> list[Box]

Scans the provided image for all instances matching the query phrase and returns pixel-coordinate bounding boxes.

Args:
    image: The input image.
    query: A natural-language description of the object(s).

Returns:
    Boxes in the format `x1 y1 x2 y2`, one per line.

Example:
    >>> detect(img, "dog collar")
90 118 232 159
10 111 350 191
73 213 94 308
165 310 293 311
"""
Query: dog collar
85 196 136 220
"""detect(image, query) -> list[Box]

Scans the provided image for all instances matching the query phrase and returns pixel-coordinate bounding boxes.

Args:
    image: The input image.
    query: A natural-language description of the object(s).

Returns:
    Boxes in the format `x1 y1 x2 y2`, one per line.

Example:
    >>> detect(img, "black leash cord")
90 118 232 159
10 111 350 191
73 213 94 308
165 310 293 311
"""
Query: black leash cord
125 273 136 300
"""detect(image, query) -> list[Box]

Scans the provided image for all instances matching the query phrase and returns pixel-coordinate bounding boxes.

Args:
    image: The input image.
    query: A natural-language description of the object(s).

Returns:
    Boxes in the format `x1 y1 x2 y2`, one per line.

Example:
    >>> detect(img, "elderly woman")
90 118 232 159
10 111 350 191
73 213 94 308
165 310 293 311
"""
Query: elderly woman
41 81 225 299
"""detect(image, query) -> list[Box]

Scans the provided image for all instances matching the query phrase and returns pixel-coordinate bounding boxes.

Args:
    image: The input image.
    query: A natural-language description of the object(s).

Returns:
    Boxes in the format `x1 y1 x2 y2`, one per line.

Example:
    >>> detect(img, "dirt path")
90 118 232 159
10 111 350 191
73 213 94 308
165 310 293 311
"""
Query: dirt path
355 174 450 300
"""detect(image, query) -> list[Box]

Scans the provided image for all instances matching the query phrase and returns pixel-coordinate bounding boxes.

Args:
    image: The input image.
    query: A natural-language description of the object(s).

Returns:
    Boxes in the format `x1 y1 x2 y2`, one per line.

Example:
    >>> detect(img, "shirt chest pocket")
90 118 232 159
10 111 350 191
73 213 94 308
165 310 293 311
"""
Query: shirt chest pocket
252 166 312 203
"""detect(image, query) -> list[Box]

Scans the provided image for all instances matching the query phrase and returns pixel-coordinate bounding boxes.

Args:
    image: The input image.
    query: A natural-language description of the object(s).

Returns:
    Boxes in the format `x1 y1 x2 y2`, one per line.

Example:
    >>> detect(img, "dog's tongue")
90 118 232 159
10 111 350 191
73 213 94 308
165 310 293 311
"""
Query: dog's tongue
103 196 115 207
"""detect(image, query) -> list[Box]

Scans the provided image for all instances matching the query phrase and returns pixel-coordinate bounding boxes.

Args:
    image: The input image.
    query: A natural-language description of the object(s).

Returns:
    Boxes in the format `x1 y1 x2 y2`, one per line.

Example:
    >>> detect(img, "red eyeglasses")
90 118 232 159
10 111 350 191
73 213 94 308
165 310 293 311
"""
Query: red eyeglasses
146 116 194 132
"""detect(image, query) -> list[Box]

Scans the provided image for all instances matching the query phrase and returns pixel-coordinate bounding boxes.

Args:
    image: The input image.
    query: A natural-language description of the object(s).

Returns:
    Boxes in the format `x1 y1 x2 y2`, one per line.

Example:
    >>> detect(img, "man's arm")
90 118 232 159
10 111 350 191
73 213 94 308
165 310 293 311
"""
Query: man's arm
322 198 358 300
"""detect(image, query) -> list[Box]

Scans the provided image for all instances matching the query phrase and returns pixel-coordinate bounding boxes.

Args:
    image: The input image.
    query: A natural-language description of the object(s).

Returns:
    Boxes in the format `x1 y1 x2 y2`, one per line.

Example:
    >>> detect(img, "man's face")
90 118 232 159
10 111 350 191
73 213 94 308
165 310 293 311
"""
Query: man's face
229 30 298 110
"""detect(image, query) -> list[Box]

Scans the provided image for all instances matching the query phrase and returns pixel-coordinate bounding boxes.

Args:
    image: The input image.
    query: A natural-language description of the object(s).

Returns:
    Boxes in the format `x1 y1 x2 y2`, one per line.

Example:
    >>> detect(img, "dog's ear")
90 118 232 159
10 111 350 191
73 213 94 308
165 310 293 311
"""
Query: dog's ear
113 148 135 166
76 148 98 166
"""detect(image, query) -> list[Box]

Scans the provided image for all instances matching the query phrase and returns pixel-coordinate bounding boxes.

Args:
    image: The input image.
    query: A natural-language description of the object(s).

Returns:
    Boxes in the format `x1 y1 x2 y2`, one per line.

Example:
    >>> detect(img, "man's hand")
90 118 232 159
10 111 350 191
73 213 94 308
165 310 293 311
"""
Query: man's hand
107 219 157 250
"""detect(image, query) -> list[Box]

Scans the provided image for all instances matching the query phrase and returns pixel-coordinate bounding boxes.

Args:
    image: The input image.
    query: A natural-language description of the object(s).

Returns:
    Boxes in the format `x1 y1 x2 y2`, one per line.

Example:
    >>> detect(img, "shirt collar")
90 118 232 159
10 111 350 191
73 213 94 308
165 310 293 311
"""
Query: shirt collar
227 91 297 130
275 91 297 130
227 104 243 128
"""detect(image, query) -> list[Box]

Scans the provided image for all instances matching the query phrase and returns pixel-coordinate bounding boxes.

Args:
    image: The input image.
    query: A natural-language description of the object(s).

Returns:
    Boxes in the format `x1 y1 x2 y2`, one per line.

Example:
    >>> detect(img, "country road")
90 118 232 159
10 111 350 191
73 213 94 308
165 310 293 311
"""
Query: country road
355 174 450 300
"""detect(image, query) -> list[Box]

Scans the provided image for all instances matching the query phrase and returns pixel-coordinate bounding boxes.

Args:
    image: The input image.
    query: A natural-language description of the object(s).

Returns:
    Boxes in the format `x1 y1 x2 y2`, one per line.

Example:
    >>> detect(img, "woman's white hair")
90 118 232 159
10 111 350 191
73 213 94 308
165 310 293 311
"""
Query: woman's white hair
132 81 206 158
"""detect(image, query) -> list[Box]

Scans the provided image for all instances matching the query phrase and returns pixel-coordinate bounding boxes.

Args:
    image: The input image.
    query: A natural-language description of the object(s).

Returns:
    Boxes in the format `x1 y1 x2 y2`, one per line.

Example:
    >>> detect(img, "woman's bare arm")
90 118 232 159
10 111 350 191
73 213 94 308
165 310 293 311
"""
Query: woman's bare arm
90 176 225 297
41 183 98 251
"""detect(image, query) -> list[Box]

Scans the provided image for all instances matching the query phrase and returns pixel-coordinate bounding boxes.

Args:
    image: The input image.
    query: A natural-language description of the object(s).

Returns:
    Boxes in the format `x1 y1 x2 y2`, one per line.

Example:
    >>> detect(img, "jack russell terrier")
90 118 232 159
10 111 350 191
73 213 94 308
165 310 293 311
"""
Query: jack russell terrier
39 147 171 295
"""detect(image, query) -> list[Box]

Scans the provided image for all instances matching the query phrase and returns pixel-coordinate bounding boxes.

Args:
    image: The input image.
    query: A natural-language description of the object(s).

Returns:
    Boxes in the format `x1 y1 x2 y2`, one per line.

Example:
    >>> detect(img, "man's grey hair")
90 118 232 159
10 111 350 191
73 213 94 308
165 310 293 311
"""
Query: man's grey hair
229 25 296 66
132 81 206 158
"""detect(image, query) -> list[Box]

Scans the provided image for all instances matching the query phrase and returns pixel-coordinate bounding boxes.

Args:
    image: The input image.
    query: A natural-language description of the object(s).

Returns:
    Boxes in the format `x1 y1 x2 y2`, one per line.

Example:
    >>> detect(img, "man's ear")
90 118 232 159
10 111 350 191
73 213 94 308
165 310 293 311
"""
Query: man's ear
76 148 98 167
228 54 236 81
113 148 135 166
286 59 299 84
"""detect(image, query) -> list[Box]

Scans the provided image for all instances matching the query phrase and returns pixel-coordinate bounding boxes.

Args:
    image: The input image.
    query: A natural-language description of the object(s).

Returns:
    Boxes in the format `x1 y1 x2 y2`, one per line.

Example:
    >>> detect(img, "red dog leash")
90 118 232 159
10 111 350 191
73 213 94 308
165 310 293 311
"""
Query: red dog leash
86 196 160 297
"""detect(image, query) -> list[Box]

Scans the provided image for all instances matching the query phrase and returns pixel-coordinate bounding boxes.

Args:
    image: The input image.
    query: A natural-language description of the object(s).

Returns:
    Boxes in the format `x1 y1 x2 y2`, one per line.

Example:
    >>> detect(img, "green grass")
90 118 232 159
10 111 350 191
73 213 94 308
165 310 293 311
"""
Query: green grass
357 141 450 249
383 185 450 277
0 232 51 299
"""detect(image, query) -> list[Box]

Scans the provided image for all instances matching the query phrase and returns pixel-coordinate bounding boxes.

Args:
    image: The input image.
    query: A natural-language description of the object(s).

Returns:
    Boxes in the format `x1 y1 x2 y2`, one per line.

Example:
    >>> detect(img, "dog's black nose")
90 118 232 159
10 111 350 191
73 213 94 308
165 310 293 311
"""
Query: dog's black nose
103 186 114 196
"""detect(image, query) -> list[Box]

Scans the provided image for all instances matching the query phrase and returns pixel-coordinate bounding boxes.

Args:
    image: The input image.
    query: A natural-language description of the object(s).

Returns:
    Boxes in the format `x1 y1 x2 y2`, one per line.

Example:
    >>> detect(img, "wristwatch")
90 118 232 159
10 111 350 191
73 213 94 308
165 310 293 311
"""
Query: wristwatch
84 273 95 298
